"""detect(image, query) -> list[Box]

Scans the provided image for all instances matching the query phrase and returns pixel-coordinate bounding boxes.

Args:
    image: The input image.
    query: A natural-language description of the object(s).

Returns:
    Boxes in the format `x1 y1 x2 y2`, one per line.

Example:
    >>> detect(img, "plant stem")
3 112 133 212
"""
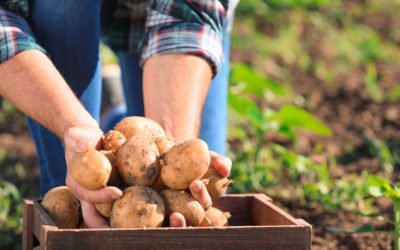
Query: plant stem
253 129 264 170
395 200 400 250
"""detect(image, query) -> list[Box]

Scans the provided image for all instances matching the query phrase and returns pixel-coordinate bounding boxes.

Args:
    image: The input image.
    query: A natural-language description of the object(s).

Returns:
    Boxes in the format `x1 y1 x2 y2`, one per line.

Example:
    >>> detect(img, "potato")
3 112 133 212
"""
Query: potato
161 189 205 226
110 186 165 228
70 150 112 190
115 116 165 141
94 151 120 217
41 186 80 229
160 139 210 190
201 167 232 201
151 176 168 192
155 137 174 156
117 135 160 186
100 150 121 187
199 207 231 227
95 202 114 218
102 130 126 153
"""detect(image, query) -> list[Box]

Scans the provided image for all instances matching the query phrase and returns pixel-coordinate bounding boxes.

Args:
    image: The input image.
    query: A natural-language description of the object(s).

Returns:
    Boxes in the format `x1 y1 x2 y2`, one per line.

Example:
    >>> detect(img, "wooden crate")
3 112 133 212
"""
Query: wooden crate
23 194 312 250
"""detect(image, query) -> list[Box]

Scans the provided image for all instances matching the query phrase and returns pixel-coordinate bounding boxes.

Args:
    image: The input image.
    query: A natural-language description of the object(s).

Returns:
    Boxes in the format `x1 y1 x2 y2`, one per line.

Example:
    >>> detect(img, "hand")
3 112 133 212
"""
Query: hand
64 126 122 228
169 151 232 227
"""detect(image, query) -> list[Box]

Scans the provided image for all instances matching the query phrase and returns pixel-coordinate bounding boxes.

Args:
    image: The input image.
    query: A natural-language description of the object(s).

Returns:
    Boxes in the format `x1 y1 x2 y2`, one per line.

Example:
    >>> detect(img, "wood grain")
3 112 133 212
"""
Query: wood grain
23 194 311 250
23 200 34 250
43 227 310 250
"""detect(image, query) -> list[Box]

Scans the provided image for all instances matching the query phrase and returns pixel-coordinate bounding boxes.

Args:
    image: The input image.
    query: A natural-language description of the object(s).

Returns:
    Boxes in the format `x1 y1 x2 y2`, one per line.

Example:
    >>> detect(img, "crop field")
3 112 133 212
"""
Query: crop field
1 0 400 249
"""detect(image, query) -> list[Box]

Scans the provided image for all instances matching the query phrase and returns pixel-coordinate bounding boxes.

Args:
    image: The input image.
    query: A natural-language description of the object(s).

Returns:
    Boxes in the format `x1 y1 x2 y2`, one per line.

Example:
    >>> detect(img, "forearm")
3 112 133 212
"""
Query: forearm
0 50 98 138
143 54 212 141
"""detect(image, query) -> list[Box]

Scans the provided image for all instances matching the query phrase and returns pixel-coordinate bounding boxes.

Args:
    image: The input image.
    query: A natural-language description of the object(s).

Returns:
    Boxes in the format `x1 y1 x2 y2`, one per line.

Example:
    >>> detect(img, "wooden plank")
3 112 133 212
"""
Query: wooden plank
213 195 253 225
41 225 57 250
43 226 310 250
23 200 34 250
33 200 57 243
29 195 311 250
252 194 299 226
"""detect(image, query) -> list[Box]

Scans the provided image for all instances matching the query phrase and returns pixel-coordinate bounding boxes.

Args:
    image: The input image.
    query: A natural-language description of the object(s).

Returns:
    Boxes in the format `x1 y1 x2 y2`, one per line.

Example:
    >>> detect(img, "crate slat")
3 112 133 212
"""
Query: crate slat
23 194 312 250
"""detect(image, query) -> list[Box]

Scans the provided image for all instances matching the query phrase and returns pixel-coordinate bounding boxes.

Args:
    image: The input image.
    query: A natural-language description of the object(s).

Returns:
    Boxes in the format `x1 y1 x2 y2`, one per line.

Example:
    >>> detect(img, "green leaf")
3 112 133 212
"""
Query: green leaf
364 64 383 103
228 92 264 128
270 105 332 136
387 86 400 102
369 186 384 197
230 64 288 97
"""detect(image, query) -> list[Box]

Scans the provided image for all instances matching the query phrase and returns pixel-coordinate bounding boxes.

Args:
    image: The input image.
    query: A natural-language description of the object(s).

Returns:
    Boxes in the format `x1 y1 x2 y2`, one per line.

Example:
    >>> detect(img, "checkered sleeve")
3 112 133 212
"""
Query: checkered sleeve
141 0 227 76
0 7 45 63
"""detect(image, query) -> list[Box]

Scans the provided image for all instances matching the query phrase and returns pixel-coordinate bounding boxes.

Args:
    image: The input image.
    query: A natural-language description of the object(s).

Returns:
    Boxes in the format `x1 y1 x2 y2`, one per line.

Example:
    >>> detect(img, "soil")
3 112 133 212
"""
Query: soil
1 4 400 250
229 6 400 250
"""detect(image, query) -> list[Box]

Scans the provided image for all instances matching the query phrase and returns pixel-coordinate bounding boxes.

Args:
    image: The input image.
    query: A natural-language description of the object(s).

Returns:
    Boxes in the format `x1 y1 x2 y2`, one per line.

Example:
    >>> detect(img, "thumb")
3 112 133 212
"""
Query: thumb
64 127 103 153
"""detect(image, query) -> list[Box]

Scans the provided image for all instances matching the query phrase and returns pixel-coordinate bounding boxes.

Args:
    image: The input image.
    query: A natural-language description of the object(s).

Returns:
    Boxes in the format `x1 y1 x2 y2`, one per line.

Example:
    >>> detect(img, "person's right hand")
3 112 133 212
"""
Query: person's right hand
64 126 123 228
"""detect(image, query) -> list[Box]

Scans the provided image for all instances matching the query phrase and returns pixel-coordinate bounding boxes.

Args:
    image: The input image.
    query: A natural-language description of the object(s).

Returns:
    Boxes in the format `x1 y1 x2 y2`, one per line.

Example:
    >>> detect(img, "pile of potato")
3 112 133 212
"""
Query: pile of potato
41 116 232 229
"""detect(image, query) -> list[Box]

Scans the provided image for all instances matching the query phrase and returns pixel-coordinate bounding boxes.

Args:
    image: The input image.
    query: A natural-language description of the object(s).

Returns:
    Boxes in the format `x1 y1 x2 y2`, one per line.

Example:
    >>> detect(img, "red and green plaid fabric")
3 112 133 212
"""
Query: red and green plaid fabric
0 0 230 75
0 7 45 63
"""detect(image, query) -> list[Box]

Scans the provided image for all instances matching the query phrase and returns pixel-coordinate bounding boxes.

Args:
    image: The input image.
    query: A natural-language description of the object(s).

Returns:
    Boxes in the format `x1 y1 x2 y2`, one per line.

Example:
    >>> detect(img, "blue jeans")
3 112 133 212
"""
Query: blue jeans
26 0 230 195
27 0 102 195
108 38 230 154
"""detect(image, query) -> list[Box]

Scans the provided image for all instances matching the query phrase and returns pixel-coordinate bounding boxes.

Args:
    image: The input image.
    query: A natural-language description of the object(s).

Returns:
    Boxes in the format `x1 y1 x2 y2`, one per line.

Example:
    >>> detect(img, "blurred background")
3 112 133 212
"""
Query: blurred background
1 0 400 249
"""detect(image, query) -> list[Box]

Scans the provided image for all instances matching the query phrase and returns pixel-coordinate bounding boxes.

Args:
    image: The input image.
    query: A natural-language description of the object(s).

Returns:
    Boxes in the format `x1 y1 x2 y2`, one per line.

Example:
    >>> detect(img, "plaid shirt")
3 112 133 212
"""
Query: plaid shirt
0 0 237 75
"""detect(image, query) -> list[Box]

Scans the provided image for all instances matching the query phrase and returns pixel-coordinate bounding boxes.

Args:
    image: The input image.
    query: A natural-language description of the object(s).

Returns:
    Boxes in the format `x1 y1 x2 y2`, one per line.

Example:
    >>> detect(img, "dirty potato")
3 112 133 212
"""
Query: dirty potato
41 186 80 229
115 116 165 141
110 186 165 228
70 150 112 190
117 135 160 186
160 139 210 190
199 207 231 227
161 189 205 226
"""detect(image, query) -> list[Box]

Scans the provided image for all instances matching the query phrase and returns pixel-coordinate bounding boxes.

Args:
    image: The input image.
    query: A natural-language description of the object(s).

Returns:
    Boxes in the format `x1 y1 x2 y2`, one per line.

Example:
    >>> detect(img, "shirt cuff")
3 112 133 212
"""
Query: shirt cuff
0 7 46 63
141 23 223 76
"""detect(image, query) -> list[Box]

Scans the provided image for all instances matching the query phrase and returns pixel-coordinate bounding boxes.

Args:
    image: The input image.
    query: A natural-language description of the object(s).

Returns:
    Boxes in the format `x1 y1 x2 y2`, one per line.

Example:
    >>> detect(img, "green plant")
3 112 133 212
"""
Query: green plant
387 86 400 103
364 64 384 103
368 175 400 250
228 64 332 197
0 180 23 250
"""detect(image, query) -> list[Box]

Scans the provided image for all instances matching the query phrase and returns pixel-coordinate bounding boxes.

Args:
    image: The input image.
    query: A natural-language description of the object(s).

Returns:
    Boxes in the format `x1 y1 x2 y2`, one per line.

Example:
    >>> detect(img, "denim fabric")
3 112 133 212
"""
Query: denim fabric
25 0 229 195
102 37 230 155
26 0 102 195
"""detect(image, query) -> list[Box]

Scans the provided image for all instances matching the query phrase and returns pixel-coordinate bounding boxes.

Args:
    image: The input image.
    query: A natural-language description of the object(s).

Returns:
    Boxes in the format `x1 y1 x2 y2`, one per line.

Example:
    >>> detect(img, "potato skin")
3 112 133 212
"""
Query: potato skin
201 167 232 201
110 186 165 228
70 150 112 190
161 139 210 190
41 186 80 229
102 130 126 153
161 189 205 226
117 135 160 186
100 150 121 187
151 176 168 193
155 137 174 156
115 116 165 141
199 207 230 227
95 202 114 218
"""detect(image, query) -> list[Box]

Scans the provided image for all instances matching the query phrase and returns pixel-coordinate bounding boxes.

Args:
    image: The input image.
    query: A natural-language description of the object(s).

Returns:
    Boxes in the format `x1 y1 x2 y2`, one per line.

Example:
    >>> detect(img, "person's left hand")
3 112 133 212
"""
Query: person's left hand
169 151 232 227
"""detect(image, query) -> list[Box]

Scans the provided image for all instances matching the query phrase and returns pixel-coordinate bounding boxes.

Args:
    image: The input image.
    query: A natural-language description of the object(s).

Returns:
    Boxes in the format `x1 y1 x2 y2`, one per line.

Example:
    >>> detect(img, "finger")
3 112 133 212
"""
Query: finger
210 151 232 177
189 180 212 209
66 175 122 203
170 212 186 227
81 200 110 228
64 127 103 153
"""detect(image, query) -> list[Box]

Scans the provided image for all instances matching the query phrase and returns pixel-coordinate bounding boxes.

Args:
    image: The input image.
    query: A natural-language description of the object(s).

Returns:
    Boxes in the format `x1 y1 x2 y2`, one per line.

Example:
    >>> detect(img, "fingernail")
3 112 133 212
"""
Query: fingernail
111 193 121 200
170 218 178 227
193 184 202 193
